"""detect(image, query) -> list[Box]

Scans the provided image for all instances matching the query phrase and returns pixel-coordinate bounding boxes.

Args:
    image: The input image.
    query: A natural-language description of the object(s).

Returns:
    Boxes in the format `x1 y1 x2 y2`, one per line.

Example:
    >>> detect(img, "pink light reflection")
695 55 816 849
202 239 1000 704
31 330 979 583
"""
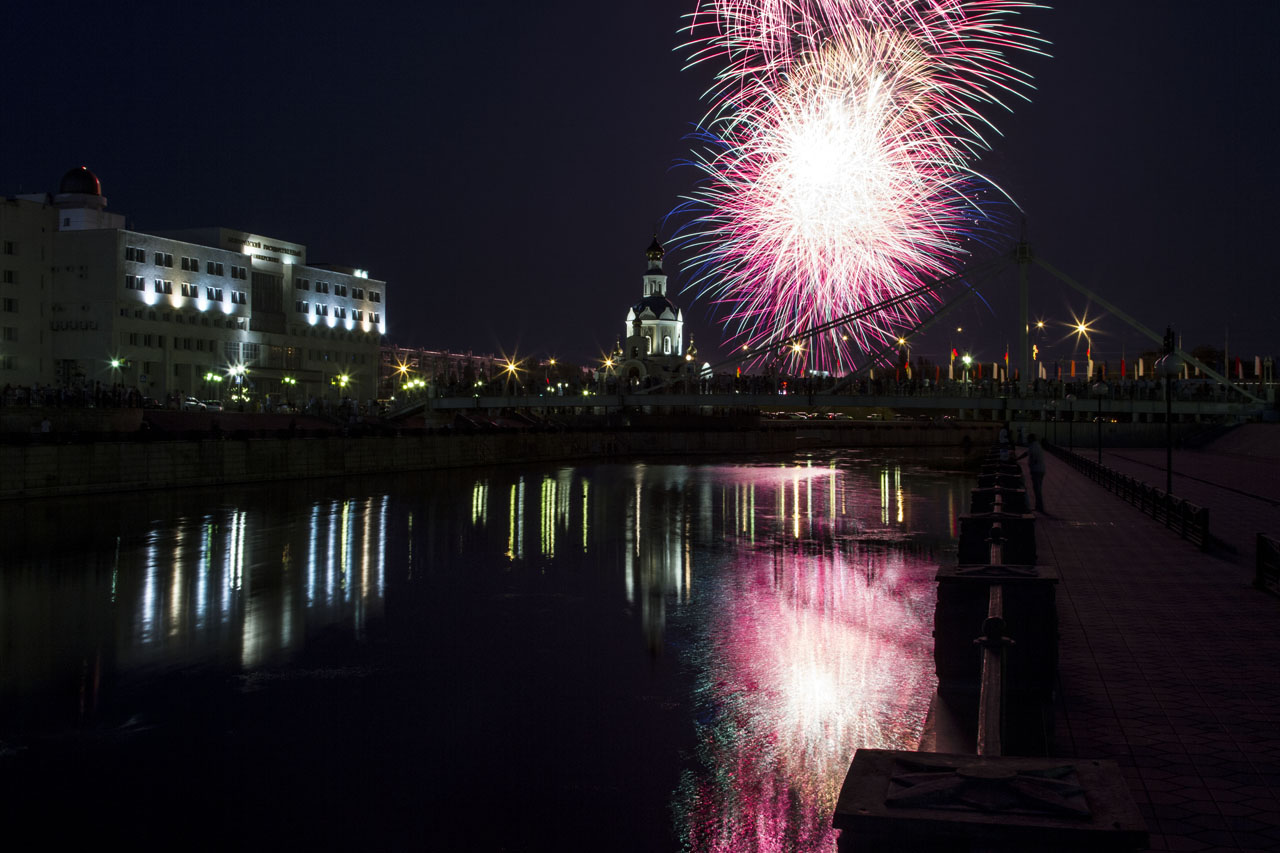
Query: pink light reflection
678 539 936 852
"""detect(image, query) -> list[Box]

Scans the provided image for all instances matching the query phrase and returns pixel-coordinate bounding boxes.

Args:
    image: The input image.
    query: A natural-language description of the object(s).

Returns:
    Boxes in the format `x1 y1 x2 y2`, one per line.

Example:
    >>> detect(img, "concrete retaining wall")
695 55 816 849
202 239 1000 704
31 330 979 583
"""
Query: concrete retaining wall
0 423 1000 500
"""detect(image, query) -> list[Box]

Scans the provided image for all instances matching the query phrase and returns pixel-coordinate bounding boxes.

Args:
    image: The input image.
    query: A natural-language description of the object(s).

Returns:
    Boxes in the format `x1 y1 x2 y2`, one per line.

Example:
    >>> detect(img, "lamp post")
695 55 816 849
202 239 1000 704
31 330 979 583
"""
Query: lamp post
1156 326 1179 495
1091 380 1109 465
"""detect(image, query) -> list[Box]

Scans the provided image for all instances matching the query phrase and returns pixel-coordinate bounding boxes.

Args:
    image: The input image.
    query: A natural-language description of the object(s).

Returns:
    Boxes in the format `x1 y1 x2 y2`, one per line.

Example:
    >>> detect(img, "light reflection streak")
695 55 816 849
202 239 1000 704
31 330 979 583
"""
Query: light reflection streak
581 479 589 553
540 475 556 558
118 498 388 669
307 505 319 605
326 500 337 605
341 500 352 599
895 465 904 524
472 480 488 526
168 528 184 637
139 532 159 644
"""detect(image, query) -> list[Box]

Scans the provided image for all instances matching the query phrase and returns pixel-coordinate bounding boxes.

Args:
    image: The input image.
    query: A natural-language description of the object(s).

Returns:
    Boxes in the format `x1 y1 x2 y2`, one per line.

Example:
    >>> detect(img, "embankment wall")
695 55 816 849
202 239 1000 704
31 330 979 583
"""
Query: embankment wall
0 422 999 500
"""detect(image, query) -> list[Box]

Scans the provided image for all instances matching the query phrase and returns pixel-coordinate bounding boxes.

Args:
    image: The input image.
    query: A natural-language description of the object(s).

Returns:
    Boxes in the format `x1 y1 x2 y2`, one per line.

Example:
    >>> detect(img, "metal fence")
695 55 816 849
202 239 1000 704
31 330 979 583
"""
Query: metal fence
1047 444 1211 549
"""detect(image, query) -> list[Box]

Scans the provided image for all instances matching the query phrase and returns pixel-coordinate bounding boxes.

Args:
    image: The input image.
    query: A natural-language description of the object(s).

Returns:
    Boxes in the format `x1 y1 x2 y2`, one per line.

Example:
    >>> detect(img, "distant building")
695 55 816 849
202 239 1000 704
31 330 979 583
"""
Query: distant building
611 236 701 387
0 167 386 404
380 345 504 399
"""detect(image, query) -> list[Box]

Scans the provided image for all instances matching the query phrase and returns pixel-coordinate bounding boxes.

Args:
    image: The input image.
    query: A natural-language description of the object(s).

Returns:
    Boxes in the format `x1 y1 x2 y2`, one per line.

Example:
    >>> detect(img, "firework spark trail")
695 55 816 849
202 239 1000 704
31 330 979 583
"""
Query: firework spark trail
677 1 1046 372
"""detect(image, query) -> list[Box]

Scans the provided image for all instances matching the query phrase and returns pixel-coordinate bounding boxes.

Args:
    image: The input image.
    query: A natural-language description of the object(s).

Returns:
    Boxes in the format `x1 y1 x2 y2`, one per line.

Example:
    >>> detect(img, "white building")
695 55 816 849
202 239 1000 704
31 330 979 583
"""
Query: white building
613 236 701 386
1 167 386 405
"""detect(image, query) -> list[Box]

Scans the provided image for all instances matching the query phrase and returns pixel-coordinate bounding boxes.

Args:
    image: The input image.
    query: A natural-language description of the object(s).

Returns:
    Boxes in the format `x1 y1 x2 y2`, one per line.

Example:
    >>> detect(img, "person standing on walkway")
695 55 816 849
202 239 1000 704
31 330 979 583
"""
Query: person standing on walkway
1020 433 1047 513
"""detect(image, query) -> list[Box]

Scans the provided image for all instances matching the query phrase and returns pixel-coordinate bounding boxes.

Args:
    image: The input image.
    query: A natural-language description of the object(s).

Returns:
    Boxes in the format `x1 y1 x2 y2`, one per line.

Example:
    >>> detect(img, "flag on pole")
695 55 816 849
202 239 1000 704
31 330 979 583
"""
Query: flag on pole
1121 358 1126 379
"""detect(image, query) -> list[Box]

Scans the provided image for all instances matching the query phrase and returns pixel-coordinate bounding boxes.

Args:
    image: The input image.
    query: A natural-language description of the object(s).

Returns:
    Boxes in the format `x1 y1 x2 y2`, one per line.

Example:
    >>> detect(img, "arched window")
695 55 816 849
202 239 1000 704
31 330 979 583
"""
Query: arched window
645 336 652 354
663 336 671 354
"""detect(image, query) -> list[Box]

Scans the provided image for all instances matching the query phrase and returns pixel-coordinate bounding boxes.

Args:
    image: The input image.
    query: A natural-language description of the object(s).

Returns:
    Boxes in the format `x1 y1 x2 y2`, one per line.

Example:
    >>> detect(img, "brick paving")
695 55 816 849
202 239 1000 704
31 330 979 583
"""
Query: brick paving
1023 438 1280 852
1093 424 1280 568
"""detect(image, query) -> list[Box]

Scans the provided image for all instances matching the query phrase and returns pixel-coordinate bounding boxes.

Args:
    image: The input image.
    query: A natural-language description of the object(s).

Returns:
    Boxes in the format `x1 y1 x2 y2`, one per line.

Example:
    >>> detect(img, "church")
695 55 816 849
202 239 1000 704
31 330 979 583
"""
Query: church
607 236 704 389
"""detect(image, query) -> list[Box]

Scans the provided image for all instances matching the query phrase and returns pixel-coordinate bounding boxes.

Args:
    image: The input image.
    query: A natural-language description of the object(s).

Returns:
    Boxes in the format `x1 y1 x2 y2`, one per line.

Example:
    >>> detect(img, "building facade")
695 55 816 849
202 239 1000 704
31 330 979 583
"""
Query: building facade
611 236 701 387
1 167 386 406
380 345 504 399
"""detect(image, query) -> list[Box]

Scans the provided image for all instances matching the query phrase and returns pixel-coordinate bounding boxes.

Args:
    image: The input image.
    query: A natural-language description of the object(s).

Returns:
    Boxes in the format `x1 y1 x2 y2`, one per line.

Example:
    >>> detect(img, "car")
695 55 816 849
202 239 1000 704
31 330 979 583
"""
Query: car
180 396 206 412
202 400 224 412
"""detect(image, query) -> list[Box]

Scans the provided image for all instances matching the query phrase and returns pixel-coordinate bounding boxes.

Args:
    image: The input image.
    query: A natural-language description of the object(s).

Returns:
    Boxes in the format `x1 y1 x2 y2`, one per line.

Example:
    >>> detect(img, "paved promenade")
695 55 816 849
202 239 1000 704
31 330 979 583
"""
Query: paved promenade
1094 425 1280 569
1025 436 1280 852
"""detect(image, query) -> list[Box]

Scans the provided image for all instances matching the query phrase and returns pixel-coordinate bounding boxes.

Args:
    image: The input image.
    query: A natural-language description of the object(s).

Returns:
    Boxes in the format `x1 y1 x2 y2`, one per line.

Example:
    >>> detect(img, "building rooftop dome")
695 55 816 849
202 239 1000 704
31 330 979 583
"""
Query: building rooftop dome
631 294 679 319
59 166 102 196
645 235 664 264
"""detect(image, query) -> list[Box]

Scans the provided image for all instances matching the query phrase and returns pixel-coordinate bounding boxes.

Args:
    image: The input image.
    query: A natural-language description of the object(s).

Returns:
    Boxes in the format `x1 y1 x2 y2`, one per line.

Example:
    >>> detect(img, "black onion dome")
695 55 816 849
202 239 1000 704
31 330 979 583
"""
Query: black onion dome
632 294 678 318
646 235 664 263
59 166 101 195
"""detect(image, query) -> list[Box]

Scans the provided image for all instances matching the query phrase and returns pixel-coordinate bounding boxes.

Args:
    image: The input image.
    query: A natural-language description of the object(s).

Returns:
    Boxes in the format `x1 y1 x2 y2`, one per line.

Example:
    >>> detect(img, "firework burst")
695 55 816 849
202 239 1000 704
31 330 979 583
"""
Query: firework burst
677 1 1046 372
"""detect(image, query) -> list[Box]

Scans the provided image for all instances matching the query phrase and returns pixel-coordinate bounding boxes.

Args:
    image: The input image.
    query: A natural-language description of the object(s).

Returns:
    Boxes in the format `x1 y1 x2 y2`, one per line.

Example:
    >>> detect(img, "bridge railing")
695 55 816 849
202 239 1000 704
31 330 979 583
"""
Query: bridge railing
1257 534 1280 596
1046 444 1211 549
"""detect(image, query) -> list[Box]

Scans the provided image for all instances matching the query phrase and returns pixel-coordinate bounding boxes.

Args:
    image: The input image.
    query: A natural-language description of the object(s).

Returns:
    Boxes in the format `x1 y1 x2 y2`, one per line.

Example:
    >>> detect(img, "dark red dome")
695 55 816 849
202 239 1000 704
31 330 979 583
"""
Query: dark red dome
59 166 101 196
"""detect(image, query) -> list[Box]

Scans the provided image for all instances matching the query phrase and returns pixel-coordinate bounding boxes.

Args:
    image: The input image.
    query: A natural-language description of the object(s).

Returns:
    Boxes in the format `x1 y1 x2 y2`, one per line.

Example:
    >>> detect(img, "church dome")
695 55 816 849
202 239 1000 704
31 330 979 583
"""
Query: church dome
59 166 102 196
632 293 678 319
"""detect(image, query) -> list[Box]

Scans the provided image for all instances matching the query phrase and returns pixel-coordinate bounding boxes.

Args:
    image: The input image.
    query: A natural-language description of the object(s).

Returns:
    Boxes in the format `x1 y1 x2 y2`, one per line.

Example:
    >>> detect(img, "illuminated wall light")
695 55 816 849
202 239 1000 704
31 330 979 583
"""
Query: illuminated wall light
307 313 318 326
344 318 354 331
143 291 157 306
326 315 337 328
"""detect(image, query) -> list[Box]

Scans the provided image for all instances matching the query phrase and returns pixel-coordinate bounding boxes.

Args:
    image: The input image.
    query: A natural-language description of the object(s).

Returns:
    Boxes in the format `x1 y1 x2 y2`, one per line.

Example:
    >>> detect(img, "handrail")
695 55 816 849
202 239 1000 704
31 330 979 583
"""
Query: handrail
1046 444 1211 550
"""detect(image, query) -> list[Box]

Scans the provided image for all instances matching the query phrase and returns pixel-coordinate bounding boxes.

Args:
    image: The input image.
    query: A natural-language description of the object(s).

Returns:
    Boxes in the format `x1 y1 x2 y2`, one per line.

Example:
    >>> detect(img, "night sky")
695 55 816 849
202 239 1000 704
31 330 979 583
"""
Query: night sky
6 1 1278 371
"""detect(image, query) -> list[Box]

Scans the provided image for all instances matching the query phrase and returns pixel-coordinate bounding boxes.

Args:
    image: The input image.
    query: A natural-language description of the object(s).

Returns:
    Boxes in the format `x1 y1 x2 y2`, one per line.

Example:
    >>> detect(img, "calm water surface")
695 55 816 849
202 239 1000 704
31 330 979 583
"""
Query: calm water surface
0 448 974 850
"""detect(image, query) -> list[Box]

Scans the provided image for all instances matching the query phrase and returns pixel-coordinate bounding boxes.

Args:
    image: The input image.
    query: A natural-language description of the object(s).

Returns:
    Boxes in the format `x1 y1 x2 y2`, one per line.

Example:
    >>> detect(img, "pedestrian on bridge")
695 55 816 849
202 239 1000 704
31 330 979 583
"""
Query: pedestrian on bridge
1019 433 1047 514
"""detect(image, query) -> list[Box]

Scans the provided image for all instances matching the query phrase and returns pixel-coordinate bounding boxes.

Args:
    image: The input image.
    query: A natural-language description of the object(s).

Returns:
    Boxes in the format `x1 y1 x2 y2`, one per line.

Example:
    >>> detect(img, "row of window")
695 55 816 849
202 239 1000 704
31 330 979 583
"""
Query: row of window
124 246 247 280
124 275 250 304
120 306 245 330
294 277 380 303
308 351 368 364
294 300 380 323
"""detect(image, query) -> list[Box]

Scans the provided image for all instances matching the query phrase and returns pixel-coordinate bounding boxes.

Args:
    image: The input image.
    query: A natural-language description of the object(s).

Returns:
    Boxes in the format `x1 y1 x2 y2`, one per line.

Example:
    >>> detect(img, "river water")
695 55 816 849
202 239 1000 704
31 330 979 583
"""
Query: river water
0 447 974 850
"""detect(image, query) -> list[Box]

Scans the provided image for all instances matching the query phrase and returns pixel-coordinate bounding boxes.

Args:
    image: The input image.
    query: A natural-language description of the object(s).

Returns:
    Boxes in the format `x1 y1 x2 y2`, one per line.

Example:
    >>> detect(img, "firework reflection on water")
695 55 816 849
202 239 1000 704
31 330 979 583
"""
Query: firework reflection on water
674 461 939 852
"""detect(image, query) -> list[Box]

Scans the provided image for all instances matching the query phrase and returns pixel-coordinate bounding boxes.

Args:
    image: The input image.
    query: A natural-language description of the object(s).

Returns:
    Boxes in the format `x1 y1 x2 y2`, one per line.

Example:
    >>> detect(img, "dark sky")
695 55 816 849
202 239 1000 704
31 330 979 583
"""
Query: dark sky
6 1 1278 370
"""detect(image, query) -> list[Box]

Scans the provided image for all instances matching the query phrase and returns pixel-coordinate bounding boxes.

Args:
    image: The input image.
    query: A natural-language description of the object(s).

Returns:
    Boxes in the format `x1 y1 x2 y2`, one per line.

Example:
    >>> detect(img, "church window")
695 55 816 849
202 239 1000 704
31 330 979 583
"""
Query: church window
664 336 671 354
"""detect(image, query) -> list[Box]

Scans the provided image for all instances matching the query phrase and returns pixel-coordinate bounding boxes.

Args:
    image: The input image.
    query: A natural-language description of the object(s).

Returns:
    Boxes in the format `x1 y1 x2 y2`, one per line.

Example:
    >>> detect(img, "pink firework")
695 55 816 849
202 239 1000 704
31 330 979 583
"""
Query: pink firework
678 1 1046 372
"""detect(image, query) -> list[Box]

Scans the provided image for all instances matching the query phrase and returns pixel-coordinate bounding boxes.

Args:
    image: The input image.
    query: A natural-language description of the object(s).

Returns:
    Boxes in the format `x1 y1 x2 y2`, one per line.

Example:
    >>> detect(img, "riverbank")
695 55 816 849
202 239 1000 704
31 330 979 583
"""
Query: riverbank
0 419 1001 499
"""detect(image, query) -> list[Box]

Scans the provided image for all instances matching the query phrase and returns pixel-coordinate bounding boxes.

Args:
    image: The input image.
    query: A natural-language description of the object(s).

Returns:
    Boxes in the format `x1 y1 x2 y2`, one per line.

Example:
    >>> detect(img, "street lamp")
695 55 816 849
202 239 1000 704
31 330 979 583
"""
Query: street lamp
1073 320 1095 381
1091 379 1109 465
